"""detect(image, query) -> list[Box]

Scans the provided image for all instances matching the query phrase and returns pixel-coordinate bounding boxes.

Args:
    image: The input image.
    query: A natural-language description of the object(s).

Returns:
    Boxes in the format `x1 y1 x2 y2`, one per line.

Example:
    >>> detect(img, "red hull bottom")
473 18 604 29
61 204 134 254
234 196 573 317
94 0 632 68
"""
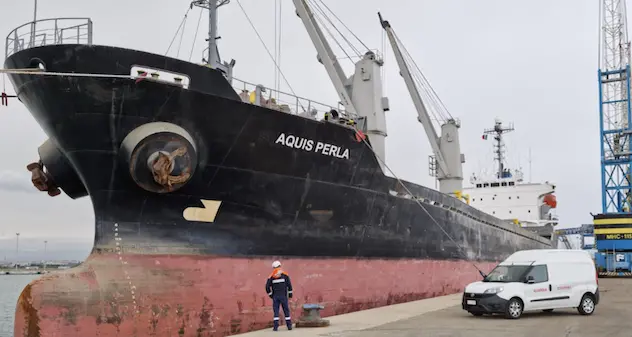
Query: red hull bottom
14 253 496 337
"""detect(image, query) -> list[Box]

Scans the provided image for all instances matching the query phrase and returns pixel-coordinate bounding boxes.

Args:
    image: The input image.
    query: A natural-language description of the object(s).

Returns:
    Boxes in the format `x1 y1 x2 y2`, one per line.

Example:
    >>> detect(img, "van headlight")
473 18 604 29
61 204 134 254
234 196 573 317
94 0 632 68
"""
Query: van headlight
484 287 504 294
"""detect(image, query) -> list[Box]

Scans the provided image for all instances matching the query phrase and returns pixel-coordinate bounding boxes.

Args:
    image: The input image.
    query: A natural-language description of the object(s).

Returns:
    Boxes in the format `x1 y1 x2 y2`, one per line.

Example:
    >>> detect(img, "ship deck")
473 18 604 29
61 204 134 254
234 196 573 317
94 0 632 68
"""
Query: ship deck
236 278 632 337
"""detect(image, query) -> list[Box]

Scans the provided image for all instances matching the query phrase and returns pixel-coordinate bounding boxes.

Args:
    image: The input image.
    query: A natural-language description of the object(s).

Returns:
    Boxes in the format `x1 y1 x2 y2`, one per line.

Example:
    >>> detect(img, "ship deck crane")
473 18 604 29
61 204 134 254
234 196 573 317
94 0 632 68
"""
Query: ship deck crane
378 13 465 196
292 0 390 171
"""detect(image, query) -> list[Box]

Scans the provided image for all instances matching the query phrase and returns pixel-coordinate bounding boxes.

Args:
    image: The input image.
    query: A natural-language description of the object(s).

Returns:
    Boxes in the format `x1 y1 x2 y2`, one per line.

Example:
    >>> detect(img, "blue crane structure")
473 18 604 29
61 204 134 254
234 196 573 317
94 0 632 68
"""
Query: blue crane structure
595 0 632 276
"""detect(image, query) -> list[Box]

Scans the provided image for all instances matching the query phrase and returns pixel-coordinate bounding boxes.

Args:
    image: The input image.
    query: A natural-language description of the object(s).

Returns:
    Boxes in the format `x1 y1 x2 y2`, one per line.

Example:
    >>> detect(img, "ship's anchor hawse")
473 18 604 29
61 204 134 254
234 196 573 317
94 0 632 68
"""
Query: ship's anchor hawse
122 121 198 194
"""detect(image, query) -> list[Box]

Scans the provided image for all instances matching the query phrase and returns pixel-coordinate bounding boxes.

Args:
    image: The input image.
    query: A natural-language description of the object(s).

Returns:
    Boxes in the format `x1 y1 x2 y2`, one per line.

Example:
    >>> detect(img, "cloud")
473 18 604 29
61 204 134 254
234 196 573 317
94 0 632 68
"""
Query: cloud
0 170 37 194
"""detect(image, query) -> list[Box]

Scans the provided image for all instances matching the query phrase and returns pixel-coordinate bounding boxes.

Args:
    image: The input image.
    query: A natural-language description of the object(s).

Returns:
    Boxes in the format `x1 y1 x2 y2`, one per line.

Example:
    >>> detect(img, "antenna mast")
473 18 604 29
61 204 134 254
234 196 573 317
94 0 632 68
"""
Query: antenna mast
529 147 532 183
191 0 235 82
483 119 514 179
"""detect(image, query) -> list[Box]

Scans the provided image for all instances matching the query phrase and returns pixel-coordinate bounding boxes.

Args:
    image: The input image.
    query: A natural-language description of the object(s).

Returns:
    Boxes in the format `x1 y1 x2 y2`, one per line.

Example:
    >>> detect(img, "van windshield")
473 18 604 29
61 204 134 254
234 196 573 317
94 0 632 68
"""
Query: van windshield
483 265 531 283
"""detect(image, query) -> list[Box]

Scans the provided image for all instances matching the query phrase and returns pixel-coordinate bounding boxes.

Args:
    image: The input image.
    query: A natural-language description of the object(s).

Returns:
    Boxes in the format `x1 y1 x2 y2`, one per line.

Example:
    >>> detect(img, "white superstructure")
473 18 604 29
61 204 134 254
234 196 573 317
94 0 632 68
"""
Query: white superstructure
462 120 558 233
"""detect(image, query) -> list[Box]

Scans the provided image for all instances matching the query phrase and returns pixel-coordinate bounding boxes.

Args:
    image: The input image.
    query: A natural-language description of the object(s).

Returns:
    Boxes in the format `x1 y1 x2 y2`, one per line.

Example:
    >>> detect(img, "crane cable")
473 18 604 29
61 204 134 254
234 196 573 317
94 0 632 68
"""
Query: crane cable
315 0 371 53
307 1 355 62
352 124 501 278
234 0 307 112
188 7 204 62
308 0 361 58
165 7 191 56
392 29 454 124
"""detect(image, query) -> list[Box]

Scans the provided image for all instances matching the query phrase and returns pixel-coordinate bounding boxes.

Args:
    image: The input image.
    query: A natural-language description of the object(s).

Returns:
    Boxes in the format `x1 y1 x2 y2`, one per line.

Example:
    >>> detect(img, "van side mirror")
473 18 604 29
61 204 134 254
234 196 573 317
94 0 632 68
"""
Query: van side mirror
526 275 535 284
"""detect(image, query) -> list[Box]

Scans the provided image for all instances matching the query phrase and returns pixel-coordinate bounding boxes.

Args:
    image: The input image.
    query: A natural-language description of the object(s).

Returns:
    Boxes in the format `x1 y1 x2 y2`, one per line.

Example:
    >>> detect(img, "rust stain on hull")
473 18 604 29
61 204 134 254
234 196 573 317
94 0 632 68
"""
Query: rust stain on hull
18 283 41 337
13 253 497 337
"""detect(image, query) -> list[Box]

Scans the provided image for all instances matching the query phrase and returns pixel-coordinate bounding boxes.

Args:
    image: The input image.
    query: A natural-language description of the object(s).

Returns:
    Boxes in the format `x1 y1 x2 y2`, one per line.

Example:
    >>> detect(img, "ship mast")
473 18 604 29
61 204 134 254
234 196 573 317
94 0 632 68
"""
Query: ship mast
208 0 220 67
30 0 37 48
483 119 514 179
191 0 235 83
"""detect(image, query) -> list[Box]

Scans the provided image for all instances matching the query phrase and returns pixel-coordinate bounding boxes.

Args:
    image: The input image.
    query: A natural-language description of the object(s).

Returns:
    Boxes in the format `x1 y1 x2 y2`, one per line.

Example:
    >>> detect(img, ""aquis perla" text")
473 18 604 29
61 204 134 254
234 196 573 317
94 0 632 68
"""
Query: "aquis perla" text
274 133 350 159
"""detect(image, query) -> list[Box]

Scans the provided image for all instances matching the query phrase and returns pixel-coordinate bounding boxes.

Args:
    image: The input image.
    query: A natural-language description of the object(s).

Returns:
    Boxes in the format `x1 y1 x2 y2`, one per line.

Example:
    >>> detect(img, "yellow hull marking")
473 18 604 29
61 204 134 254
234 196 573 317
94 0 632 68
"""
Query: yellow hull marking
183 200 222 223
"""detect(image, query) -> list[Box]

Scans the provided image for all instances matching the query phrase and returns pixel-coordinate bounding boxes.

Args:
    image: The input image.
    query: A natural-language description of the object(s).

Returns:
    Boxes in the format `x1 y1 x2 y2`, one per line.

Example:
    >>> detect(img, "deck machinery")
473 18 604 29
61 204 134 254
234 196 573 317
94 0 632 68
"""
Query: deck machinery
596 0 632 276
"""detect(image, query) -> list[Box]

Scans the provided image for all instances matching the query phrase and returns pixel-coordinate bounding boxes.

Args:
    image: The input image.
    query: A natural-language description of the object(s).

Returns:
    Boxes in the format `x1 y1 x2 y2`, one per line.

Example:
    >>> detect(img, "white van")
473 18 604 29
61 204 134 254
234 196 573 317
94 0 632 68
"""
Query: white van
462 249 599 319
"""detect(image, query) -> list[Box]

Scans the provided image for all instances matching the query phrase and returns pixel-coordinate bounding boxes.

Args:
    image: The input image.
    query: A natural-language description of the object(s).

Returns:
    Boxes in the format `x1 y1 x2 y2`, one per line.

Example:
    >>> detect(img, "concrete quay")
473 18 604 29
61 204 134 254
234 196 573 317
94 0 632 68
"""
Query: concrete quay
235 278 632 337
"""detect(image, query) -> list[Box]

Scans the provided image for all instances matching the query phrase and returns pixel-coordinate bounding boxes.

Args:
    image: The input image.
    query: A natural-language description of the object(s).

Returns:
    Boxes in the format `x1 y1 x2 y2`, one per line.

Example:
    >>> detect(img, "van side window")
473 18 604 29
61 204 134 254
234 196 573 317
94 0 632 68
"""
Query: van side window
525 265 548 283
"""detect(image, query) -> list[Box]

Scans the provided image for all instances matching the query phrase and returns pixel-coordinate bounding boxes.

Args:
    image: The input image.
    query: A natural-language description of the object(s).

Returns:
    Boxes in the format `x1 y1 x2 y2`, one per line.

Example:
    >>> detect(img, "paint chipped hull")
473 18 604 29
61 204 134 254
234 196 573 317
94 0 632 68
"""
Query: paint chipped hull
14 253 498 337
4 44 553 337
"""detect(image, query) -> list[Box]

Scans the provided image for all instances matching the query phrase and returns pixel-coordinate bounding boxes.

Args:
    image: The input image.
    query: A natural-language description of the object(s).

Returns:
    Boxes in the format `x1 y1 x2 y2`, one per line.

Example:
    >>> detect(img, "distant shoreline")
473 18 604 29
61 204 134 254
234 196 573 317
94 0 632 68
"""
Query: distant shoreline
0 270 49 275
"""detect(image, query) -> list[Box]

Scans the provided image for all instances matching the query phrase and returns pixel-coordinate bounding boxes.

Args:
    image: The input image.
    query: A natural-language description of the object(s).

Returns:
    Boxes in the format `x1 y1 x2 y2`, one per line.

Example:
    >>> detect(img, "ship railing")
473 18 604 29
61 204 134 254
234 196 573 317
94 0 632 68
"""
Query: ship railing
5 18 93 60
231 77 355 121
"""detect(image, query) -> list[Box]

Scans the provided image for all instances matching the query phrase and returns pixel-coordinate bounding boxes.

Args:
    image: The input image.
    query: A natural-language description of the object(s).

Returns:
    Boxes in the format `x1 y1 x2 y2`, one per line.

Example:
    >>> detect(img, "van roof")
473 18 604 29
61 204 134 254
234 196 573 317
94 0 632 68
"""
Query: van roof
500 249 593 265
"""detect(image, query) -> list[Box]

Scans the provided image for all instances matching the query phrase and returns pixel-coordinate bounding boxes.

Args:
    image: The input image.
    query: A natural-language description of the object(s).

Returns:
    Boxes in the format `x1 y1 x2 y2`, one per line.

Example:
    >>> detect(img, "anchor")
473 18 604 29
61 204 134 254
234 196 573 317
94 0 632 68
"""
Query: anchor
26 161 61 197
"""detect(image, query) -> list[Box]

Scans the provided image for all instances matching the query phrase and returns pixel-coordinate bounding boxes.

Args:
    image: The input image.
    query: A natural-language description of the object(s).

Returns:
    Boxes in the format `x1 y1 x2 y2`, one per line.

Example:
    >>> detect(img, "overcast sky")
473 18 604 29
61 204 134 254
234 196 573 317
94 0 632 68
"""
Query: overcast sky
0 0 600 246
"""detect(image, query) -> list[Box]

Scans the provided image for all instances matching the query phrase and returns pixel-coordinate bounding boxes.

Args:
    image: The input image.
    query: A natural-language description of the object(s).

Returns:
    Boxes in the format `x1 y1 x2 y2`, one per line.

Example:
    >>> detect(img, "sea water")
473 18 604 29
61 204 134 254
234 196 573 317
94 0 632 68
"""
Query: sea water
0 274 39 337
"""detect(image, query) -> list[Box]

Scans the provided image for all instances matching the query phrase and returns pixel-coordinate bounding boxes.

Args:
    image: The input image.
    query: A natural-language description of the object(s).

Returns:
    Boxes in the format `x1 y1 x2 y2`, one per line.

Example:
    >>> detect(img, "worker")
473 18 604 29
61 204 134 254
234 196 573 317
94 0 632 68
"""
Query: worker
324 108 339 122
265 260 293 331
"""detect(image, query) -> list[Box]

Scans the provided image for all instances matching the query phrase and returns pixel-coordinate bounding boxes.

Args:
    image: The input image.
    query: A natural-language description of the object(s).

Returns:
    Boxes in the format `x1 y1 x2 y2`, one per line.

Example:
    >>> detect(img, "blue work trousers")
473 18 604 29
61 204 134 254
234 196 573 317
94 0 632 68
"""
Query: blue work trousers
272 296 291 329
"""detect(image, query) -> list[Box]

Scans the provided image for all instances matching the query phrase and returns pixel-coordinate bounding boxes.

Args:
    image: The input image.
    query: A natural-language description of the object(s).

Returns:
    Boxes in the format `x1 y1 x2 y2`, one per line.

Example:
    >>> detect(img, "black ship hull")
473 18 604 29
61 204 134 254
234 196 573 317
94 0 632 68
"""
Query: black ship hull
5 44 552 337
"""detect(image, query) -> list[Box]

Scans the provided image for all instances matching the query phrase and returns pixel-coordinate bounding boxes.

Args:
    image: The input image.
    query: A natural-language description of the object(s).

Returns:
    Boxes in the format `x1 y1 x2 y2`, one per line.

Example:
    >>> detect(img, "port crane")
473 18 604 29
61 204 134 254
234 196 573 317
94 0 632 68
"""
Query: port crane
595 0 632 276
556 225 595 250
378 13 465 196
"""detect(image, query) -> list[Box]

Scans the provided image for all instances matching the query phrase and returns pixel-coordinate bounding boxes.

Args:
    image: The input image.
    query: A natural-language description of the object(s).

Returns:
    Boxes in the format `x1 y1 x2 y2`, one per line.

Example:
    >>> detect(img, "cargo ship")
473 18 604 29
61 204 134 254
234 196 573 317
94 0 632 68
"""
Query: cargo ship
3 1 553 336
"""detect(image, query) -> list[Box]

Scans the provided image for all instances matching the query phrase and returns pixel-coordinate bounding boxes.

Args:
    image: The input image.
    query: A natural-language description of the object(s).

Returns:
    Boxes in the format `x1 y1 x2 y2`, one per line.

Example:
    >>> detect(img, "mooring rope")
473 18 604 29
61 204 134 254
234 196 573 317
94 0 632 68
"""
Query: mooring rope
350 126 490 277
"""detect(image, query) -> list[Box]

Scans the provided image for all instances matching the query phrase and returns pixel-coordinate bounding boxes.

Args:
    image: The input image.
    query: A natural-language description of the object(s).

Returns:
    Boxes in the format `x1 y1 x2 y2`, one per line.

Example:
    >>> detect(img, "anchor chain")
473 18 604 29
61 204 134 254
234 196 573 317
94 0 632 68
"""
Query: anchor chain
149 146 191 191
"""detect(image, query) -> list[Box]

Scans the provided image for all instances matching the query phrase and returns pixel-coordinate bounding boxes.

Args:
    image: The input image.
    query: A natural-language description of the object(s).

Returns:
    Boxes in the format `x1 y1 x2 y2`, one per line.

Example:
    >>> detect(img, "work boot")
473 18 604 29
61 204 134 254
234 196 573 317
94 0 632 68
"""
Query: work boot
286 318 292 330
273 319 279 331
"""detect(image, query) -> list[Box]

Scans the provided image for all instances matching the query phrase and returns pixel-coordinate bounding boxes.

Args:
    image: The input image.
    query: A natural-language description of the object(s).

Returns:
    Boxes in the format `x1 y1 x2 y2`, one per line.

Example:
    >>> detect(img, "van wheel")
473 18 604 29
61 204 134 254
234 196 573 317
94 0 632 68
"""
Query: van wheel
577 294 595 315
504 298 523 319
